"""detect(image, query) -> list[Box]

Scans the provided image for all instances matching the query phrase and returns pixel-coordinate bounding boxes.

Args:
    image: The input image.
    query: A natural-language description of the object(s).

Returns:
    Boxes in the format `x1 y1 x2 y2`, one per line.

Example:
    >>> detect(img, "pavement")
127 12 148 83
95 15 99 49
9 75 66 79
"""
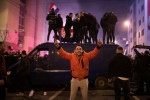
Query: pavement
5 87 150 100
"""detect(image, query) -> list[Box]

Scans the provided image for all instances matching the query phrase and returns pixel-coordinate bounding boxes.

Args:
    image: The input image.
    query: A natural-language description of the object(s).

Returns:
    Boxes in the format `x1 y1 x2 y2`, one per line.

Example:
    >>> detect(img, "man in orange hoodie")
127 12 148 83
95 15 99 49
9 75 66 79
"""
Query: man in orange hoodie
54 39 102 100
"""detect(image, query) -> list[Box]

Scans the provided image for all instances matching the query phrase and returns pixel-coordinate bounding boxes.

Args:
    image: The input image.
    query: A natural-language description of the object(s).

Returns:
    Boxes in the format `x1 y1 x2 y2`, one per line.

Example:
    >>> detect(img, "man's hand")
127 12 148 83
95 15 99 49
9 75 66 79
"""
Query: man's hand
0 79 4 86
54 39 59 48
97 39 102 48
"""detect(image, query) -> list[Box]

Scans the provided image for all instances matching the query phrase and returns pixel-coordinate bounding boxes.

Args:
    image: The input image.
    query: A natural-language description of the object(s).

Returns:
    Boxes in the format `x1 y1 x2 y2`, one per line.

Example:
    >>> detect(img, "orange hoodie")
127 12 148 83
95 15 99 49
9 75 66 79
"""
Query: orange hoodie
58 47 100 80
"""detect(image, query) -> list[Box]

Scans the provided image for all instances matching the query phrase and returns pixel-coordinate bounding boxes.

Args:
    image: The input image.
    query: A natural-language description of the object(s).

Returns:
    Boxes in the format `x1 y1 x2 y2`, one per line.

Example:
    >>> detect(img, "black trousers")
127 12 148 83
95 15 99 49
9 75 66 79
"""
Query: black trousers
0 85 5 100
64 27 71 42
102 28 110 44
136 75 150 94
47 26 57 41
113 77 130 100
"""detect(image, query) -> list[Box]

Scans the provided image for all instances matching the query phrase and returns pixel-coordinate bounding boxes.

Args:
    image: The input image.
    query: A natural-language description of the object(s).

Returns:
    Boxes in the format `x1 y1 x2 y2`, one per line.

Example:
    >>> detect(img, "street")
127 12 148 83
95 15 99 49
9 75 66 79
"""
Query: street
6 87 150 100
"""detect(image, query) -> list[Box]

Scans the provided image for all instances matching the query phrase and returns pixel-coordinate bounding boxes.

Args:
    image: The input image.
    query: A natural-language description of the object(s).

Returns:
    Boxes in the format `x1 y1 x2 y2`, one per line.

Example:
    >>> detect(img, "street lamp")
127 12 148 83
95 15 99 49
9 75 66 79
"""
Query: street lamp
124 20 130 55
124 21 130 27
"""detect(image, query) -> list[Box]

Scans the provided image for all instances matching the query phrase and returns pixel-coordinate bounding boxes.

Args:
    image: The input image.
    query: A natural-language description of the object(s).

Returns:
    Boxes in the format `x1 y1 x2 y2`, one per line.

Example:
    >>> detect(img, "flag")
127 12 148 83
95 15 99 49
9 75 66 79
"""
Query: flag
125 40 128 47
49 2 59 14
124 48 128 56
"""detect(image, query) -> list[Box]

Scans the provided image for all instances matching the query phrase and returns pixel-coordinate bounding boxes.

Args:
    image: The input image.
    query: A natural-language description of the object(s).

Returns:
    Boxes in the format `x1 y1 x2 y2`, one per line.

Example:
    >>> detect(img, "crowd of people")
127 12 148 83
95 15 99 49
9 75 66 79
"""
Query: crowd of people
46 8 117 44
100 12 118 44
0 47 34 100
0 43 150 100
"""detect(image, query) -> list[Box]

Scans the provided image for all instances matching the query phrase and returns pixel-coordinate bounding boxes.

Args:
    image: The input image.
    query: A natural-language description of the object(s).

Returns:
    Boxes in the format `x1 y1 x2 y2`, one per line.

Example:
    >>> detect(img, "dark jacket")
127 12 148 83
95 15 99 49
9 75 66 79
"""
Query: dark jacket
46 13 57 26
134 49 150 77
79 15 88 27
65 16 72 29
107 13 118 26
17 56 30 77
100 13 109 29
108 53 132 78
0 53 6 80
56 16 63 28
73 18 80 31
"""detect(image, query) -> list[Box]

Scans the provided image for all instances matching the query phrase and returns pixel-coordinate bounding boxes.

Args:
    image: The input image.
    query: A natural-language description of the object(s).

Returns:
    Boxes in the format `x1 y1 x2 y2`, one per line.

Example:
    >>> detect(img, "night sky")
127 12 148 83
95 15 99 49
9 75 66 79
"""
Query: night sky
51 0 133 45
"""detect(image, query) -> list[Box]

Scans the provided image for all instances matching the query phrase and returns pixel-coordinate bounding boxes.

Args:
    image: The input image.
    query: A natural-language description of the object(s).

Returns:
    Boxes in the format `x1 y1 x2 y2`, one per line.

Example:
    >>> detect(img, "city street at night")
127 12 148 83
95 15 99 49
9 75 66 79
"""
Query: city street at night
1 0 150 100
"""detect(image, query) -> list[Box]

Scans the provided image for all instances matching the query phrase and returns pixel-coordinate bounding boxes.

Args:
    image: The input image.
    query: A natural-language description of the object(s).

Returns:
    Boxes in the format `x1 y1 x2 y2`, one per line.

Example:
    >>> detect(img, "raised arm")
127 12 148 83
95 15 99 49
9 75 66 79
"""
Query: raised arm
54 39 72 60
87 39 102 60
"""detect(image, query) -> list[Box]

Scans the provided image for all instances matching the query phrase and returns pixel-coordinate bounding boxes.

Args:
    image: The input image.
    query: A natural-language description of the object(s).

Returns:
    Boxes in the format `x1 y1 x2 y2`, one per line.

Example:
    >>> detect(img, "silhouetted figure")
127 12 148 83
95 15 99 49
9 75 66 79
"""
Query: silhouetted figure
73 13 80 43
87 13 99 43
108 46 132 100
133 48 150 95
107 11 118 44
64 13 73 43
46 8 57 42
79 12 88 43
100 12 110 44
56 14 63 43
16 50 31 96
0 42 6 100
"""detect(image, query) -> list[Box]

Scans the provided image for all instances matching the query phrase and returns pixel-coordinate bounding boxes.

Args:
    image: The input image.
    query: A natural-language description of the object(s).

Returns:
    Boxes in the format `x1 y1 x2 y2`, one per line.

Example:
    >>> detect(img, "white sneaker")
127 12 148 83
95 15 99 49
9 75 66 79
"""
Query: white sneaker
29 90 34 97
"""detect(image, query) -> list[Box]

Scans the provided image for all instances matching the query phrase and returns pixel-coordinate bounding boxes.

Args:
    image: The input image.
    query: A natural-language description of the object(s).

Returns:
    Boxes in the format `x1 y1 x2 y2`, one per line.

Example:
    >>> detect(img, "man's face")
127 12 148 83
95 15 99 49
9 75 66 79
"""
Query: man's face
69 13 73 18
75 46 84 56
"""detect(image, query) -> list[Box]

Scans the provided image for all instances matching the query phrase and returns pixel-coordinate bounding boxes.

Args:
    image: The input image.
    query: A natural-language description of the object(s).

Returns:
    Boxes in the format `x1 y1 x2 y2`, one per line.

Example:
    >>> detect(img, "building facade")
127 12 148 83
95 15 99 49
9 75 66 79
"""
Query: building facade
127 0 150 56
0 0 49 53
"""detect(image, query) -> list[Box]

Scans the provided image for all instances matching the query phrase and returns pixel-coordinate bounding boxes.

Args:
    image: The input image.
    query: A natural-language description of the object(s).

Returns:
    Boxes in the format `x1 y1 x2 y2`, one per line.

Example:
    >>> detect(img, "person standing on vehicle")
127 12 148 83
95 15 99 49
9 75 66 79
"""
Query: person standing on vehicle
54 39 102 100
56 14 63 43
46 8 57 42
108 46 132 100
0 42 6 100
64 13 73 43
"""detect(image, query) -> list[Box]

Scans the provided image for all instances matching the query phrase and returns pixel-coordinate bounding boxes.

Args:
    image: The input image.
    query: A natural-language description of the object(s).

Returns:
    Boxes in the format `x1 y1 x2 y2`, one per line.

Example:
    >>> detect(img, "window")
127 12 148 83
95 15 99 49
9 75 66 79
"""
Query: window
18 5 25 30
18 3 25 47
139 32 140 38
141 4 144 11
139 19 141 26
142 29 144 36
30 49 50 70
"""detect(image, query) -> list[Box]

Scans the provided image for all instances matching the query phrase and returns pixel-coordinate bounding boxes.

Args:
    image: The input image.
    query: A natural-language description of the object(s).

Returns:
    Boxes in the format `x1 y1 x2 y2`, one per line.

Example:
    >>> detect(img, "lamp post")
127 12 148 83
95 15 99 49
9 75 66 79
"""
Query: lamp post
124 21 130 55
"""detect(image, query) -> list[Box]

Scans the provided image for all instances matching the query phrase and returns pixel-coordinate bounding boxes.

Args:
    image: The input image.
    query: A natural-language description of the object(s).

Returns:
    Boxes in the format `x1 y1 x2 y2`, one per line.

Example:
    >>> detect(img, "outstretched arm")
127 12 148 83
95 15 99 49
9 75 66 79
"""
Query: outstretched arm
54 39 72 60
87 39 102 60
